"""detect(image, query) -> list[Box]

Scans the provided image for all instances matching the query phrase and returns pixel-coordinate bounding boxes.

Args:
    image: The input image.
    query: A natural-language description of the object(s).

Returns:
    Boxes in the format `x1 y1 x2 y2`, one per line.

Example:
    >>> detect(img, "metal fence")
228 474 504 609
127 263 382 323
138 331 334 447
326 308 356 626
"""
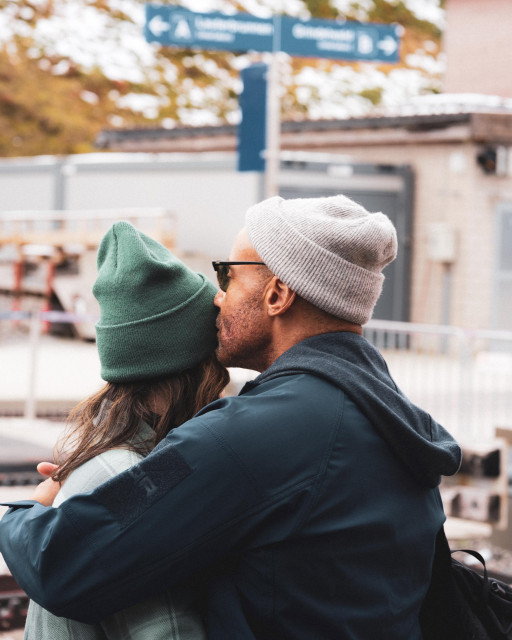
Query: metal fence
364 320 512 442
1 309 512 443
0 306 101 420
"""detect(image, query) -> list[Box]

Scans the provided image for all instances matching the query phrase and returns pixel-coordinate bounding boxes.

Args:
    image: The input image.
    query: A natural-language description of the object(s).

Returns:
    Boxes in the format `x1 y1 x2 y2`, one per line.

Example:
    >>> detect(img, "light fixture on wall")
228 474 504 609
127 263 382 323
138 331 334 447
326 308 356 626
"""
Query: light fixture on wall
476 146 509 175
477 147 497 174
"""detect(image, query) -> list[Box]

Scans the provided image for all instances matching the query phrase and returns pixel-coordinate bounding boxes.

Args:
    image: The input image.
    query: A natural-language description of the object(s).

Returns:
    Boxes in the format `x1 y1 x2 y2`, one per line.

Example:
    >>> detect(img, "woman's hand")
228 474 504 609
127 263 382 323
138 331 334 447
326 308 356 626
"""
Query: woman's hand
37 461 58 478
31 462 61 506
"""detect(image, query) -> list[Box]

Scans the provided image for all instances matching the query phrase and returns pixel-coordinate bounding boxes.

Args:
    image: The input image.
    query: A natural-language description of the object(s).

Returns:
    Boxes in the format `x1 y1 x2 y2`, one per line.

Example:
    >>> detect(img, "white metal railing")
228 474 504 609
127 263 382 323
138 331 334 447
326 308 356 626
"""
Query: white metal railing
0 310 99 420
0 208 175 224
1 312 512 443
0 208 175 251
365 319 512 441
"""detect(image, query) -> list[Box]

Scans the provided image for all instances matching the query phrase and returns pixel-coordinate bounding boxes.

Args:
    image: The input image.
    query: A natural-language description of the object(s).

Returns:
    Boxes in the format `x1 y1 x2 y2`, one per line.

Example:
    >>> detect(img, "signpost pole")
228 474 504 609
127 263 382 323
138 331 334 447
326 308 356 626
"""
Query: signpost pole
264 15 282 199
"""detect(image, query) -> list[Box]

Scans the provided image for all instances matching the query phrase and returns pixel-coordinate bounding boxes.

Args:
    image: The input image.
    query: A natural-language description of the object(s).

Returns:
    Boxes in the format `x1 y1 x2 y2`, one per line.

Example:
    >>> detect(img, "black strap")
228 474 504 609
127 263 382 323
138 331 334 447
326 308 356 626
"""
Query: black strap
451 546 490 600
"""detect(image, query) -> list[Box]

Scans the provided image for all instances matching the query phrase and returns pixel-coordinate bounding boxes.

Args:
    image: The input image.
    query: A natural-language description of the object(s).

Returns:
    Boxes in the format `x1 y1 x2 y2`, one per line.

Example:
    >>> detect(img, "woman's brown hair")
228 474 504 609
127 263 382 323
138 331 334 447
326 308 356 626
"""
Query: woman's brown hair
53 353 229 483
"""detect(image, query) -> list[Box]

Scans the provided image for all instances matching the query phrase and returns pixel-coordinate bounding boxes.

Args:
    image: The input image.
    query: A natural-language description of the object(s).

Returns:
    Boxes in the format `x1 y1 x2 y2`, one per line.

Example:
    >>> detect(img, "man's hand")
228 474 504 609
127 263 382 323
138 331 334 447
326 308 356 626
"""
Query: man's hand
31 462 61 506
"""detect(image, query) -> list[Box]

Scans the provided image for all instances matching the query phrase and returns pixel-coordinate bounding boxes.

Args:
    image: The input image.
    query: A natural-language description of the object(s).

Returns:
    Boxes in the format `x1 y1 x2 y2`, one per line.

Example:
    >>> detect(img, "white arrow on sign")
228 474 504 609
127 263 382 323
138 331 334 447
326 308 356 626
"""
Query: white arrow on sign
377 35 398 56
148 15 170 38
357 33 374 55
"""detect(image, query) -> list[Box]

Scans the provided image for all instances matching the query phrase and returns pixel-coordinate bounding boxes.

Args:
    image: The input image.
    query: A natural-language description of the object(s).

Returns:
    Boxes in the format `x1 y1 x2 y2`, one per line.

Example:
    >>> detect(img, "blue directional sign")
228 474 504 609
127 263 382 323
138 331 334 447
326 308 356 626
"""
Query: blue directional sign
281 16 400 63
145 5 401 63
145 5 274 53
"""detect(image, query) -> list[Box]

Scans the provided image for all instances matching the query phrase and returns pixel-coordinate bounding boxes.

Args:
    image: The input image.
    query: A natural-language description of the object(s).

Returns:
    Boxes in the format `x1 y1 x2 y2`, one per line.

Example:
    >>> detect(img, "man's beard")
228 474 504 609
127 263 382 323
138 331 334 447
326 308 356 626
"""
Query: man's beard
216 303 269 372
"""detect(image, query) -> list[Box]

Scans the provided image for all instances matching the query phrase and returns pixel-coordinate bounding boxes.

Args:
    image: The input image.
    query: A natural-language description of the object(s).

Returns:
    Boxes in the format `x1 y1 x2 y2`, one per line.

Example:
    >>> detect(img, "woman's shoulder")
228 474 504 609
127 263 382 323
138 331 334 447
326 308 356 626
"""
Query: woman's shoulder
54 448 144 507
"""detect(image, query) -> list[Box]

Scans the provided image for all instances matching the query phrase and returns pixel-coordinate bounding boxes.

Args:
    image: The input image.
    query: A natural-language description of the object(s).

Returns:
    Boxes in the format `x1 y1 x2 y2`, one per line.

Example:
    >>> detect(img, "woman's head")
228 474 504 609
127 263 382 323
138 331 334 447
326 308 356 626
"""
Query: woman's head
53 222 229 482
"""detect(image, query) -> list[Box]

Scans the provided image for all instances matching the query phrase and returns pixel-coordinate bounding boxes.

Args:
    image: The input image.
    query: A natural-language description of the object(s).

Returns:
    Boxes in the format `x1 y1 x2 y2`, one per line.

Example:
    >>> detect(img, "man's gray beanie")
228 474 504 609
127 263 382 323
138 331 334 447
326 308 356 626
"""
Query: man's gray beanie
245 194 398 325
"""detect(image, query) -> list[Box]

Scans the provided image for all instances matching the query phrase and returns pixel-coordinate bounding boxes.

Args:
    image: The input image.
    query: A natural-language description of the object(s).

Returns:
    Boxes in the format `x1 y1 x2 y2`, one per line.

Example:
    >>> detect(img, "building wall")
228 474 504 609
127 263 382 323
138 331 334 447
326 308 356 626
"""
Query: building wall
444 0 512 98
305 141 502 330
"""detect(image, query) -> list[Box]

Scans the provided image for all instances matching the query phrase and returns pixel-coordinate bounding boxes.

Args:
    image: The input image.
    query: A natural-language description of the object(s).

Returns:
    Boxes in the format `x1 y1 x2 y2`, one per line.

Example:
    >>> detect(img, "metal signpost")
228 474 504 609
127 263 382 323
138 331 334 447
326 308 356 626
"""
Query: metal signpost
145 4 401 196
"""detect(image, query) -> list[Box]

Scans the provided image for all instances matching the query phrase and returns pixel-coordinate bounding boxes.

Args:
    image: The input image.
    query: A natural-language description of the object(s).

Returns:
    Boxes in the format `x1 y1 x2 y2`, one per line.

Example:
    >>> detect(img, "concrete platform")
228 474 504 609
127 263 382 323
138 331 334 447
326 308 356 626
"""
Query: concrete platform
0 334 102 416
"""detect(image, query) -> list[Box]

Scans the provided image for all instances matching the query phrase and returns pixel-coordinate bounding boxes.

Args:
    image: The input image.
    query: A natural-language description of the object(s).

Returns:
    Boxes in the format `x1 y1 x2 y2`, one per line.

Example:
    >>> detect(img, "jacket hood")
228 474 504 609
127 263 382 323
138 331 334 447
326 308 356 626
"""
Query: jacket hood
245 332 461 488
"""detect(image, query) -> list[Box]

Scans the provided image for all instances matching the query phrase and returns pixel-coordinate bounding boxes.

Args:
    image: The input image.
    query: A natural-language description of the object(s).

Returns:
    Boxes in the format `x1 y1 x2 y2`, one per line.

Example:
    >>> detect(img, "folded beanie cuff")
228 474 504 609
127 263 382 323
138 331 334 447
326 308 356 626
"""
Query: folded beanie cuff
95 275 214 331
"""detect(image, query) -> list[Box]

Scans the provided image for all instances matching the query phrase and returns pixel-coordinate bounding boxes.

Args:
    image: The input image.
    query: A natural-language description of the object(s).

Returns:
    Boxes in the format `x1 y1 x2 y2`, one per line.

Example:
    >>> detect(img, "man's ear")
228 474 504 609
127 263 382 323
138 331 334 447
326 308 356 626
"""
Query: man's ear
264 277 296 316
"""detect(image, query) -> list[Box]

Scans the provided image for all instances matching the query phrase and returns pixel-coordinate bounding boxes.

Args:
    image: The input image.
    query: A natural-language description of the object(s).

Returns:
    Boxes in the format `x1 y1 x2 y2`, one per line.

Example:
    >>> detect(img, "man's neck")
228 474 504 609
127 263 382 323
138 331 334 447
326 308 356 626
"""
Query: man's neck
260 322 362 372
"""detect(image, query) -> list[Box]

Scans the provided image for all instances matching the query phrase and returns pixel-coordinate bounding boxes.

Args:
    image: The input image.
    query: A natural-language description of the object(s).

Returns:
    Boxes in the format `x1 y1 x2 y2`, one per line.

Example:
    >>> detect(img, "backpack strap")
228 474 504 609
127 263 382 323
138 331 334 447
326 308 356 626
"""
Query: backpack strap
451 547 490 600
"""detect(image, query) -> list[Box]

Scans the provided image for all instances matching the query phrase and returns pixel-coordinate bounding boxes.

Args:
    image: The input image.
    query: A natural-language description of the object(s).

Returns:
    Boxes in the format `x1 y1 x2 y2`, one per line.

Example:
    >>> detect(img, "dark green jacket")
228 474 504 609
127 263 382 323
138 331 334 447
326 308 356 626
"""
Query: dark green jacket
0 332 461 639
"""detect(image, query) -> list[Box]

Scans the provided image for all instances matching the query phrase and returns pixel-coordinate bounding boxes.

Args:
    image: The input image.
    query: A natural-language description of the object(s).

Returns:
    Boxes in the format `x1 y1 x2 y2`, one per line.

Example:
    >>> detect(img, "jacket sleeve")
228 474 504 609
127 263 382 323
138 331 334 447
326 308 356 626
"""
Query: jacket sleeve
0 405 311 624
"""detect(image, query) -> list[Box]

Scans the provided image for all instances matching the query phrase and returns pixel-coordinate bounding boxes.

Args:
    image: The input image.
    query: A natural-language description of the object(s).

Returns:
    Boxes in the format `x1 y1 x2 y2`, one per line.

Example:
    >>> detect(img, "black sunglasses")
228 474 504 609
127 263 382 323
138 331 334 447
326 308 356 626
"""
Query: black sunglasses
212 261 266 292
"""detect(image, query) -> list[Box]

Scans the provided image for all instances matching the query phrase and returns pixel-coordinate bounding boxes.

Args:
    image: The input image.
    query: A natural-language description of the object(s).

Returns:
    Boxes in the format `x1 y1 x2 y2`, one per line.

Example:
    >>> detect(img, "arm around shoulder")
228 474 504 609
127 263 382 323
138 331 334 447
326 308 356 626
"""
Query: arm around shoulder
0 411 270 623
0 501 82 614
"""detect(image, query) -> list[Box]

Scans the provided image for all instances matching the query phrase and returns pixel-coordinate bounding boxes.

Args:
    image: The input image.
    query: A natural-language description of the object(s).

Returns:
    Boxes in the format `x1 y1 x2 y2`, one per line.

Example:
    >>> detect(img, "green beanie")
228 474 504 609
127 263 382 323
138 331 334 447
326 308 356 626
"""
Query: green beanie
93 221 219 383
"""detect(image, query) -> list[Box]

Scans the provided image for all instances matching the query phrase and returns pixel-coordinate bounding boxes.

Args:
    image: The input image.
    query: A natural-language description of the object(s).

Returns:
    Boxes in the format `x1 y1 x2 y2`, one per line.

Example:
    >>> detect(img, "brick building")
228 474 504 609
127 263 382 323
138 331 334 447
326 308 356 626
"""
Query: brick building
444 0 512 99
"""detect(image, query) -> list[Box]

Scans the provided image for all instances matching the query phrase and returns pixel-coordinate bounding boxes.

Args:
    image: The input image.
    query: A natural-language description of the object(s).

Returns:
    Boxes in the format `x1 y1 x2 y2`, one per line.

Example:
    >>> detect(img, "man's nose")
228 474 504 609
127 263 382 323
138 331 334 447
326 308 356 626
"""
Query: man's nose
214 289 225 308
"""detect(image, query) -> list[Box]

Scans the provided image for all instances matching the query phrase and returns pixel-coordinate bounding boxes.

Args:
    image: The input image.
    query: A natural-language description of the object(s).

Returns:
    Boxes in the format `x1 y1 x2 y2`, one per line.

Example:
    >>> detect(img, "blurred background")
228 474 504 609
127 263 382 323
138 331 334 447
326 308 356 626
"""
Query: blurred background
1 0 512 633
